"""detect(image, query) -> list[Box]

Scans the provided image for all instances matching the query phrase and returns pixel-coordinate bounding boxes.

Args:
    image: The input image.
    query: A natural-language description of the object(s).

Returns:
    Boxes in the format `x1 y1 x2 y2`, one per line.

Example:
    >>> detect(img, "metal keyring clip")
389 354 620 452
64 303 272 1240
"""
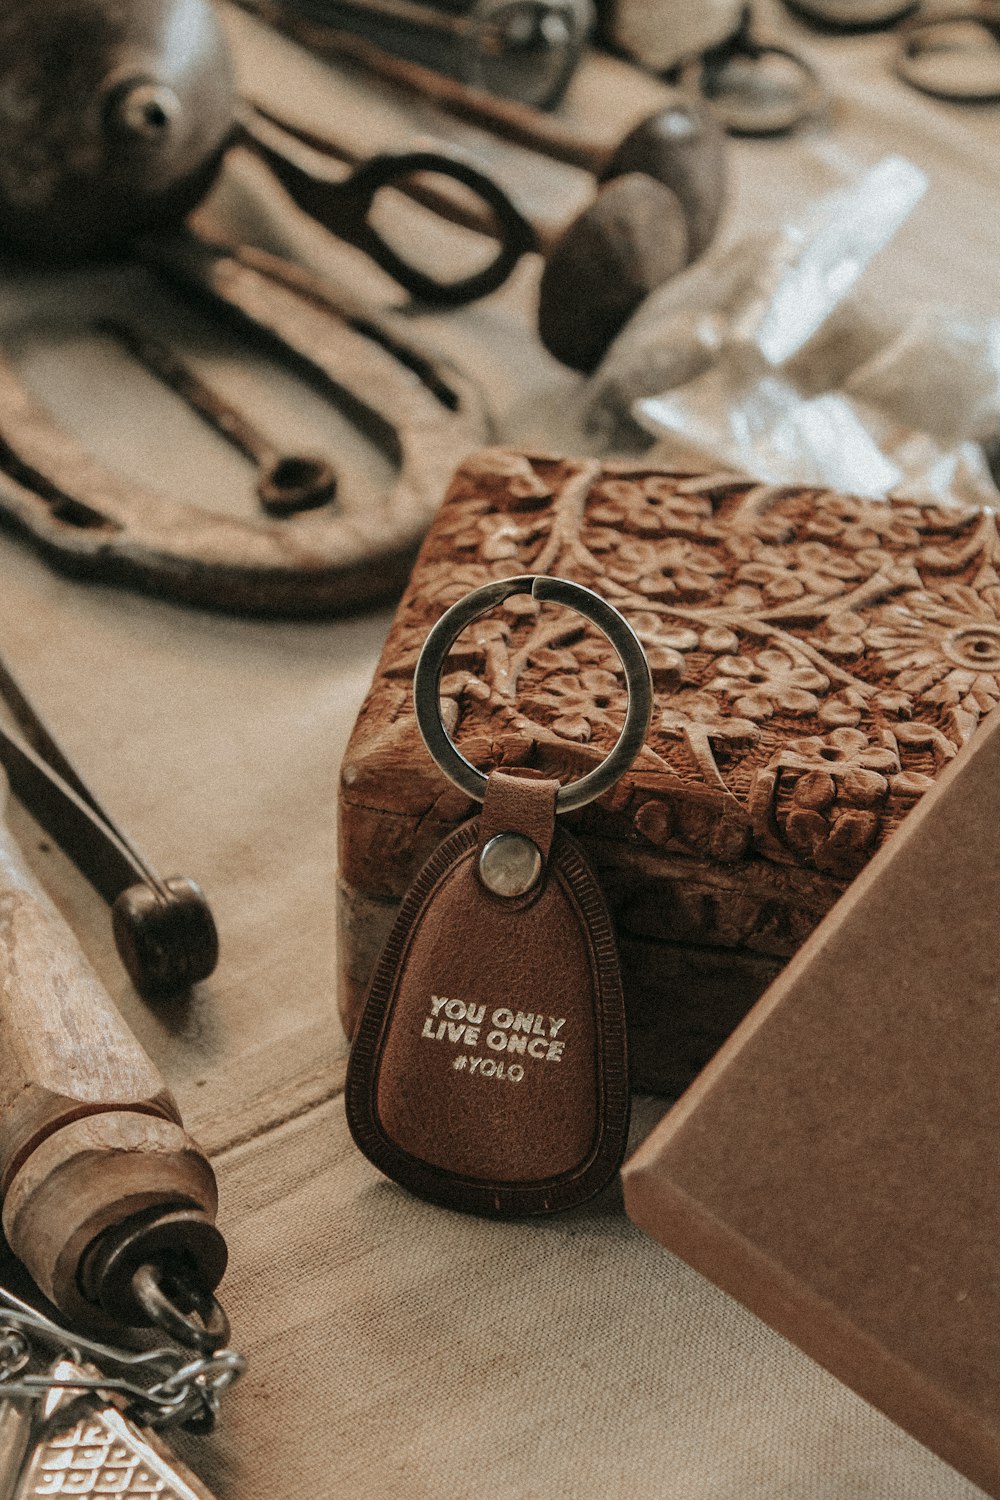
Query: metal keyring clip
413 574 653 812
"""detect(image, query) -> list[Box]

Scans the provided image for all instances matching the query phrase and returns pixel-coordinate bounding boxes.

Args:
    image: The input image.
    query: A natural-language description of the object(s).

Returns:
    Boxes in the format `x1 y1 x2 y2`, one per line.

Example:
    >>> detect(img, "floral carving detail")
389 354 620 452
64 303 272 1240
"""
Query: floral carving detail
736 541 867 605
376 453 1000 884
867 587 1000 739
708 650 829 720
521 669 620 744
777 726 899 778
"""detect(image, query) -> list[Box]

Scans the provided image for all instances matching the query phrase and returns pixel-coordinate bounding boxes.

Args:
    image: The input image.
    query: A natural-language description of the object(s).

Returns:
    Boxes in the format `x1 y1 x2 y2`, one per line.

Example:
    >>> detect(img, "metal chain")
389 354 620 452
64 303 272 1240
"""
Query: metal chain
0 1287 245 1431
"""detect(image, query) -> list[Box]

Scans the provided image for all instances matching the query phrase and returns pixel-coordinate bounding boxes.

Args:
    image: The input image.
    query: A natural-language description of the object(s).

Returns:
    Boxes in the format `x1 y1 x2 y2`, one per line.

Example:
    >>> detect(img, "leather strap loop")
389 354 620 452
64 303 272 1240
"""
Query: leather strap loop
476 772 559 872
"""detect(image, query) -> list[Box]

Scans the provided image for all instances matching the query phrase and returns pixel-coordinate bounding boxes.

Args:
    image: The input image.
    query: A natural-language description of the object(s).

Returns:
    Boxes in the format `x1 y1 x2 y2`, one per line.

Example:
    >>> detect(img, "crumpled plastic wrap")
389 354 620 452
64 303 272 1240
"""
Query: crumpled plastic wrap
584 156 1000 507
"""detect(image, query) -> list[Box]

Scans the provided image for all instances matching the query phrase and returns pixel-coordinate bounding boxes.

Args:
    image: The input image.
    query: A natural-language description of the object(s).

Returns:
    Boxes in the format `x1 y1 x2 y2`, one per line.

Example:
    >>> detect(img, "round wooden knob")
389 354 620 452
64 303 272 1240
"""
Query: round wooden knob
112 876 220 1000
3 1113 218 1326
537 173 689 372
600 97 728 261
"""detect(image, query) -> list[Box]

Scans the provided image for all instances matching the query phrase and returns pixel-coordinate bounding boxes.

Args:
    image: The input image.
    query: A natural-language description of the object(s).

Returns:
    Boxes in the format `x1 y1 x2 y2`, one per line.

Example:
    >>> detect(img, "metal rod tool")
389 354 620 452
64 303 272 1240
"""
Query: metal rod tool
0 655 218 1000
99 319 338 516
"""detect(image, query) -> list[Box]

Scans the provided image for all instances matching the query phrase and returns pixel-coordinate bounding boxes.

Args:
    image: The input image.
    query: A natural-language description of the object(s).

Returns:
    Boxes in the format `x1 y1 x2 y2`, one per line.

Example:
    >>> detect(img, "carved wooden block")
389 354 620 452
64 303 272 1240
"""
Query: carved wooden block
338 448 999 1093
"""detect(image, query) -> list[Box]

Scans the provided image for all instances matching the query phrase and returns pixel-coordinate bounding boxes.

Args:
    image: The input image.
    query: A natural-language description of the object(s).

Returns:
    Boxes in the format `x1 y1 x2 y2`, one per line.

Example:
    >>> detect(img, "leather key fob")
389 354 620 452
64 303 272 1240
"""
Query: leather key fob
345 772 630 1217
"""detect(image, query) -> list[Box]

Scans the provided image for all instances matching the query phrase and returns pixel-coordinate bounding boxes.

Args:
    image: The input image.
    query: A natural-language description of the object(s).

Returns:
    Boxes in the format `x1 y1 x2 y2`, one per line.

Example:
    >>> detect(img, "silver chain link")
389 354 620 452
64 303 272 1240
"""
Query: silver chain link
0 1287 244 1430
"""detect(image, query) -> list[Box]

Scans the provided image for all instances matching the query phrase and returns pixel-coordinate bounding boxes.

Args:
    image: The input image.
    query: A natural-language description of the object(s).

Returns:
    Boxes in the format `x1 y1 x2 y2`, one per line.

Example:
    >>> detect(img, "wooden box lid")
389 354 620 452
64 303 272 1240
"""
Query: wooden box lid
339 448 1000 1047
622 705 1000 1498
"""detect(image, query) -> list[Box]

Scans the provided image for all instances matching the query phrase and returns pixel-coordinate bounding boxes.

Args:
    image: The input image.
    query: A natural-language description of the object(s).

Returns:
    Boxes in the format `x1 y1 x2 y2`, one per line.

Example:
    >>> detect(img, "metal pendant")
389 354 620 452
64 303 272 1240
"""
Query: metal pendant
14 1361 216 1500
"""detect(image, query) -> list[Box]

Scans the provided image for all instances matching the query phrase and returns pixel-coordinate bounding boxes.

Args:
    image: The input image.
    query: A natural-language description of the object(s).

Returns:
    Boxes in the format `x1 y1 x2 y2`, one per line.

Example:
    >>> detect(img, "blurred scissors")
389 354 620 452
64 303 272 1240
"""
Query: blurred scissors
236 100 537 305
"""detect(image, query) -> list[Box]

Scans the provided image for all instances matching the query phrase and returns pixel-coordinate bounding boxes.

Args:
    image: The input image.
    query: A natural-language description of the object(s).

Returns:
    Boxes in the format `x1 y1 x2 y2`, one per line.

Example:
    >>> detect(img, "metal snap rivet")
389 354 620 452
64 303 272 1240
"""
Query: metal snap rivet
478 833 543 898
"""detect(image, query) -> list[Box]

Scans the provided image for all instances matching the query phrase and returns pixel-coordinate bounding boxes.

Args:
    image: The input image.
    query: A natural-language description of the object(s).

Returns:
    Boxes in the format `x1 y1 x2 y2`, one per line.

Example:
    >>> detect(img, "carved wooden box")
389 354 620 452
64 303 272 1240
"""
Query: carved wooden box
338 449 998 1094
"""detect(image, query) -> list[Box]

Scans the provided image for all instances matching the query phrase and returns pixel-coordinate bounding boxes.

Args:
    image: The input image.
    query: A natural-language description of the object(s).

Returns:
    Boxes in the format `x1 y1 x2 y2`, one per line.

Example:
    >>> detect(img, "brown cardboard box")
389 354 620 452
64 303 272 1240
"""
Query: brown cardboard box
623 706 1000 1495
338 448 1000 1093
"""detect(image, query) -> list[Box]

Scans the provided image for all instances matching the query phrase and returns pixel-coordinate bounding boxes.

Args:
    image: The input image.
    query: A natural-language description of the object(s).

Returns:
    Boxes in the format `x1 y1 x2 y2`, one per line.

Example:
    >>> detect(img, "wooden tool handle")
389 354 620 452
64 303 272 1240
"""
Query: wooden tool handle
0 773 217 1321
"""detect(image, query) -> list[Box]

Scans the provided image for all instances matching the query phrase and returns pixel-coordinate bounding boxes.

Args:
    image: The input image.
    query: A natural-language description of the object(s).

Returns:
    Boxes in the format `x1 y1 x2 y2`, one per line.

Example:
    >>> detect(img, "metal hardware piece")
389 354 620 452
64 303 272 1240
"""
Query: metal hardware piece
274 0 593 108
414 574 652 812
0 235 489 615
130 1267 231 1361
100 319 338 516
896 4 1000 101
679 5 830 137
241 15 727 254
0 1286 244 1433
235 104 538 306
478 831 542 896
0 0 536 307
0 652 218 999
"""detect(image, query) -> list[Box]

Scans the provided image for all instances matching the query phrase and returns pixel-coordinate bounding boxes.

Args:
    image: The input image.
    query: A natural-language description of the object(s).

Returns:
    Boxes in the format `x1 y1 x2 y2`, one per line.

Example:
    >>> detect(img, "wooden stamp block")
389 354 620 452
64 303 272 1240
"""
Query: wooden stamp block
338 448 1000 1093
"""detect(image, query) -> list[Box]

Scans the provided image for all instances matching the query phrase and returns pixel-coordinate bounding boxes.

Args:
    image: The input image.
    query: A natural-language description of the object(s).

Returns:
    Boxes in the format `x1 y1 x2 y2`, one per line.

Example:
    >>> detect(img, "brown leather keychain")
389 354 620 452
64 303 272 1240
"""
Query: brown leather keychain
346 575 653 1217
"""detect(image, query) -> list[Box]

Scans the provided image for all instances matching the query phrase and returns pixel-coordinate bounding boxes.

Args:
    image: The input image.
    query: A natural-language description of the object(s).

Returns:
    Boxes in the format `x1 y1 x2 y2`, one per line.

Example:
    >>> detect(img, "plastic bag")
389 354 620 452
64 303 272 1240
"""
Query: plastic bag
584 156 1000 507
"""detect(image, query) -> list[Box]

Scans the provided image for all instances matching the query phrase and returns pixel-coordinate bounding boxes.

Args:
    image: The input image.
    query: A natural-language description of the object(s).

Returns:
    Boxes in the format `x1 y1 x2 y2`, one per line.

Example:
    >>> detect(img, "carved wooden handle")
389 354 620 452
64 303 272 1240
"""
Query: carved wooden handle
0 773 217 1322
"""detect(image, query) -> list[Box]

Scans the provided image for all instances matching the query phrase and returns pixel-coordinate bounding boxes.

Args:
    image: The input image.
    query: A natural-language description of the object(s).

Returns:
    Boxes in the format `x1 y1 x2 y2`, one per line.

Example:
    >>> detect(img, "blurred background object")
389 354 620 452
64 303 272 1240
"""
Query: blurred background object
593 0 743 71
241 0 594 106
678 5 829 135
896 3 1000 100
0 0 236 263
783 0 916 27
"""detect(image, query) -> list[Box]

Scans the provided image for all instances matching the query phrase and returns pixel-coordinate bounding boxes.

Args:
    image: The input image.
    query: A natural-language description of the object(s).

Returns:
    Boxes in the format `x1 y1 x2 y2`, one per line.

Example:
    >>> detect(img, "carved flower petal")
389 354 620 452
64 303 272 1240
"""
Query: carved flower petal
892 770 936 795
757 649 797 674
726 585 764 610
733 691 774 720
841 768 889 805
713 655 757 679
786 807 829 856
552 714 592 743
700 627 740 654
788 666 830 691
828 611 869 635
786 736 828 759
856 749 899 772
827 809 879 854
823 634 865 658
764 575 806 602
827 727 871 754
660 628 700 652
818 699 862 728
580 669 620 696
776 688 820 714
793 771 836 811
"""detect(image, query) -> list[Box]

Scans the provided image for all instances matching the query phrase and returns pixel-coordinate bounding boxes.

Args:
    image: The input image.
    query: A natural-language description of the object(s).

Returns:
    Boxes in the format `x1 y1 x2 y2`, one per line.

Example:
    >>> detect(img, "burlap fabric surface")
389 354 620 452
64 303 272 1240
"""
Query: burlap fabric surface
0 2 996 1494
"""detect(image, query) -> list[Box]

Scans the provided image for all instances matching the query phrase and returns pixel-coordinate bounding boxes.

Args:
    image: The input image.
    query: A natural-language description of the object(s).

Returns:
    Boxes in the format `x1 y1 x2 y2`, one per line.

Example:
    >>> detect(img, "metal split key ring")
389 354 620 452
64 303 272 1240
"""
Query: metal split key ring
414 575 653 813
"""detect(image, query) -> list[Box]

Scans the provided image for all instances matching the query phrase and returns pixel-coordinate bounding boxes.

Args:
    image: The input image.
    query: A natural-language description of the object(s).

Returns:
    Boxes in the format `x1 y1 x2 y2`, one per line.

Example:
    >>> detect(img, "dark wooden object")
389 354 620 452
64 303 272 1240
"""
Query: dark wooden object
622 704 1000 1498
339 448 1000 1092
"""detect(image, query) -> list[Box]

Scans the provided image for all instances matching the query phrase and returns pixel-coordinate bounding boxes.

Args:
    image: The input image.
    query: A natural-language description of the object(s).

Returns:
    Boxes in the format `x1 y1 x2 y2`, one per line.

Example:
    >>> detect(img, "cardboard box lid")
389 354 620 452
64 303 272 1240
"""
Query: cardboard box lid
623 707 1000 1497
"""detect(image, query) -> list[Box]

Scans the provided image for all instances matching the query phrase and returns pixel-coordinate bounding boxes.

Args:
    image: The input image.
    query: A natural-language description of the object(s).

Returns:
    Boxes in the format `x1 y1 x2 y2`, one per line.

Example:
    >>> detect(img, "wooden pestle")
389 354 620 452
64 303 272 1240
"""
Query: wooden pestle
0 770 221 1329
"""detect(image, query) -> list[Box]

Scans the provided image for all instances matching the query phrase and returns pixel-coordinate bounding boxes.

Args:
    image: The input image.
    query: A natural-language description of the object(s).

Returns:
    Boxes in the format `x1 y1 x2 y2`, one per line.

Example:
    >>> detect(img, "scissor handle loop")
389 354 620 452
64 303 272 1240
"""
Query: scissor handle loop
342 149 538 306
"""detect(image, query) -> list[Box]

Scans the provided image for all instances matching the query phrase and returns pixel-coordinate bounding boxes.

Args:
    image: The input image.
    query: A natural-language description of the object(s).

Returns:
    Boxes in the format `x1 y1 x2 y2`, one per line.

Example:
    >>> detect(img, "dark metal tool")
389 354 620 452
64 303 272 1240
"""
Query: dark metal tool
241 9 727 257
233 103 538 307
0 653 218 1000
0 236 490 615
239 8 727 366
247 87 725 372
99 319 338 516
